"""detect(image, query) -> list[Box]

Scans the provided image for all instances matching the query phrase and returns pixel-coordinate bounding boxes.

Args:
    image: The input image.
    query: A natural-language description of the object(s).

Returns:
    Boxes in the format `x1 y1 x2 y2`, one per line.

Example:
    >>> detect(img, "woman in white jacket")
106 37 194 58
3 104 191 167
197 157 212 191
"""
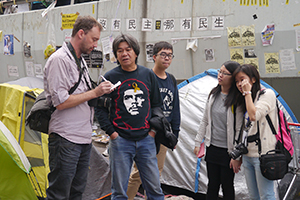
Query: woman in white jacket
194 61 244 200
234 64 277 200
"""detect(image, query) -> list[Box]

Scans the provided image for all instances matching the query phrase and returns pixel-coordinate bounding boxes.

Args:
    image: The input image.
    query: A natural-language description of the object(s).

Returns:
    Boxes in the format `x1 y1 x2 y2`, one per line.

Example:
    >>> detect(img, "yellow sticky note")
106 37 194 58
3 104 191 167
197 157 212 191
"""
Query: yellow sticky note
129 0 131 9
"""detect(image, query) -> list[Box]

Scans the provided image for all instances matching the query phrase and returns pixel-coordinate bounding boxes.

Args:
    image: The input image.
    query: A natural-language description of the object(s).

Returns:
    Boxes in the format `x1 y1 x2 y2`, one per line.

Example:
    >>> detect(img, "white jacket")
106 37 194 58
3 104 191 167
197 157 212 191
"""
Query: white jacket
245 89 277 157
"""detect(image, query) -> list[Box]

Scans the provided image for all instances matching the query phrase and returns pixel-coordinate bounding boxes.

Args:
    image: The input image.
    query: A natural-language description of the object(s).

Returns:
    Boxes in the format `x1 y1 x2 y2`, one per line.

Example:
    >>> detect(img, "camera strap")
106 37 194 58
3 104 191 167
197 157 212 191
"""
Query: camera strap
247 121 262 154
67 42 96 91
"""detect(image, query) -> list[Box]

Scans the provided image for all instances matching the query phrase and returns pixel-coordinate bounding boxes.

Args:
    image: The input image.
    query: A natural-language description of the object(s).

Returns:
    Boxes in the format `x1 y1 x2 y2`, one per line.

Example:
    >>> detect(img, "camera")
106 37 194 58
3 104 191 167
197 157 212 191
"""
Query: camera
230 143 248 160
88 96 112 108
97 96 112 108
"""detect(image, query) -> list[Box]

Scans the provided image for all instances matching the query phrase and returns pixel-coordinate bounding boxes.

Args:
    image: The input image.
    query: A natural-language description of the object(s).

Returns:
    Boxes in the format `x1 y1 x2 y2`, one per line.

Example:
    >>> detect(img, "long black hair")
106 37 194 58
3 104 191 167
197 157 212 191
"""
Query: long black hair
209 60 240 107
233 64 261 110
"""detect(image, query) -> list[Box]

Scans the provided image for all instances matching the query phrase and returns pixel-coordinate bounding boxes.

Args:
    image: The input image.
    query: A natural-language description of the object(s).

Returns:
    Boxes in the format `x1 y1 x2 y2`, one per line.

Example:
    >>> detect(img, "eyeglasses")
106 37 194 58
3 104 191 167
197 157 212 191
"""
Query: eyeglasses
217 69 231 76
157 52 174 59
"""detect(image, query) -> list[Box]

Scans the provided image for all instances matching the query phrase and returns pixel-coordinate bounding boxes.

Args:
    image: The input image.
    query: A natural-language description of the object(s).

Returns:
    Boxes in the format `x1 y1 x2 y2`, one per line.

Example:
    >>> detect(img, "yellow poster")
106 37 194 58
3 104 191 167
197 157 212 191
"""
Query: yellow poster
0 31 3 41
265 52 280 73
227 26 242 47
230 48 244 64
245 58 259 71
61 13 79 30
241 25 256 46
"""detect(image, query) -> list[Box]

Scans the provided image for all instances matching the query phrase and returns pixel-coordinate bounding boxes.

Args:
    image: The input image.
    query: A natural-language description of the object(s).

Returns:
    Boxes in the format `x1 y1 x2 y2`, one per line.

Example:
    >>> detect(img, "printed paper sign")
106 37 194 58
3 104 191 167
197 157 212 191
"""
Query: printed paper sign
227 26 242 47
146 43 154 62
34 64 43 75
4 34 14 55
261 24 275 46
61 13 78 30
25 61 34 77
279 49 296 71
8 65 19 77
264 52 280 73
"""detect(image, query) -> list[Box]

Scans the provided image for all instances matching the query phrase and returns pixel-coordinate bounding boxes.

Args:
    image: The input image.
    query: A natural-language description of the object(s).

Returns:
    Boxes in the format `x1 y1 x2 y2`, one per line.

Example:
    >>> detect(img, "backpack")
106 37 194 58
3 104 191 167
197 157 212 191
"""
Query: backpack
260 90 294 163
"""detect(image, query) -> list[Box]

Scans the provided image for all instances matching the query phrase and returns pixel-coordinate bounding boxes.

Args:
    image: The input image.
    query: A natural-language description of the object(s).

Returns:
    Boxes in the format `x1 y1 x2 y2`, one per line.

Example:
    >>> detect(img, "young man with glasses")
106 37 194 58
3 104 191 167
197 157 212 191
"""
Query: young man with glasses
127 41 181 200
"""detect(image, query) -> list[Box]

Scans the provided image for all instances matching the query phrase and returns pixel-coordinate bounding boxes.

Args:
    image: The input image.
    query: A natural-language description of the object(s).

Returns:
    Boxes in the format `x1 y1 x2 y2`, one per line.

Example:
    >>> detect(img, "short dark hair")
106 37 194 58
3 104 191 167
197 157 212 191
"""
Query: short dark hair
153 41 173 56
71 15 102 37
112 33 140 64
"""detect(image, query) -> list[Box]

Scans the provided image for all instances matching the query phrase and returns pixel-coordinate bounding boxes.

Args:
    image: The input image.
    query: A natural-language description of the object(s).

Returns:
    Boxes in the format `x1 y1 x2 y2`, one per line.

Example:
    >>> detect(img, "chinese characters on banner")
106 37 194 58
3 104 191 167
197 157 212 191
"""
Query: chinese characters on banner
97 16 225 32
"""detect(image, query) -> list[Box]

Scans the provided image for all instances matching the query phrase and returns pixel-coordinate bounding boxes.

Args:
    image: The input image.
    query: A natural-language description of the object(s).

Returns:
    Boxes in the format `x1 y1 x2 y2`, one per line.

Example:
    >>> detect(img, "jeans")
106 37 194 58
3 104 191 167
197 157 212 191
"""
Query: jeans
127 144 168 200
243 155 275 200
46 133 92 200
109 134 164 200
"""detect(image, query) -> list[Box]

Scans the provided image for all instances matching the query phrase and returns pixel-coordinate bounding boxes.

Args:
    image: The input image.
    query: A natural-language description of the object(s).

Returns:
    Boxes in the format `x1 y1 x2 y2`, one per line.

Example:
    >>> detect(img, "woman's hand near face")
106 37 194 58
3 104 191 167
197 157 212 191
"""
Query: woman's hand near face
241 79 252 93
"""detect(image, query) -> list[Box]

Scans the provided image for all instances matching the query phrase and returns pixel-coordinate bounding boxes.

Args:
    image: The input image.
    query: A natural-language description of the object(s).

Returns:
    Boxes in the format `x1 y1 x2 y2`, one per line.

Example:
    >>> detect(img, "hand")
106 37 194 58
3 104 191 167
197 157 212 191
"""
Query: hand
148 130 156 138
230 159 242 173
241 79 252 94
194 147 200 156
94 81 113 97
110 132 119 140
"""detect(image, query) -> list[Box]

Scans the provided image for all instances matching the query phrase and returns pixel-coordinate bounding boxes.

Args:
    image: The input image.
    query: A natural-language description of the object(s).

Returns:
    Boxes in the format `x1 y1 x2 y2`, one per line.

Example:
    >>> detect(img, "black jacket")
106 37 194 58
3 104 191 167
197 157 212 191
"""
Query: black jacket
150 107 178 152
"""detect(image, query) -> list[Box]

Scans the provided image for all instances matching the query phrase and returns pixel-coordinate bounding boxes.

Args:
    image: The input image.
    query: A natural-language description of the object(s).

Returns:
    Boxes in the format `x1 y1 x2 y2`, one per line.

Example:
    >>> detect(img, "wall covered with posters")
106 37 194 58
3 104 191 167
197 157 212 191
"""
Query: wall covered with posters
0 0 299 120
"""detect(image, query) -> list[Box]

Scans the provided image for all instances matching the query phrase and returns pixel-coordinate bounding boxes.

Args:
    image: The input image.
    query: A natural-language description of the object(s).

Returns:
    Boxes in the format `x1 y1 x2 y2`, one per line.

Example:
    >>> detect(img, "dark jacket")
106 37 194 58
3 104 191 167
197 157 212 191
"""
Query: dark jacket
150 107 178 151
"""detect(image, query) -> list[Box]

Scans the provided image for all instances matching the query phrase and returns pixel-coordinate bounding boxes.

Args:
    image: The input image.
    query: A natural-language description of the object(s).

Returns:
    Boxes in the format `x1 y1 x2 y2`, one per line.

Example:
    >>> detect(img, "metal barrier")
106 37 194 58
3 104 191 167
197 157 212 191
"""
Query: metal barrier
282 122 300 200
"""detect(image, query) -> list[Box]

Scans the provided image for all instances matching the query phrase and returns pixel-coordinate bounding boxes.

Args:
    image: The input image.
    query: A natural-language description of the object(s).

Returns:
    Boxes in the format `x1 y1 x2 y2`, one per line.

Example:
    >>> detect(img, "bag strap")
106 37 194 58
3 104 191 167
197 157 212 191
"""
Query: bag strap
256 121 262 155
67 42 95 91
257 89 284 155
234 113 244 145
265 100 285 149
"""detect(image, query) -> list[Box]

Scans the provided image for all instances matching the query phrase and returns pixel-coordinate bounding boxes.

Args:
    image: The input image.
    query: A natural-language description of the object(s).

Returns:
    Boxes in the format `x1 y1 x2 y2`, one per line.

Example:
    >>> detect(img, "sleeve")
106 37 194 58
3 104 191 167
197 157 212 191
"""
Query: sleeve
150 71 163 109
255 89 276 122
170 81 181 138
194 96 210 147
94 73 115 136
94 103 115 136
45 56 73 107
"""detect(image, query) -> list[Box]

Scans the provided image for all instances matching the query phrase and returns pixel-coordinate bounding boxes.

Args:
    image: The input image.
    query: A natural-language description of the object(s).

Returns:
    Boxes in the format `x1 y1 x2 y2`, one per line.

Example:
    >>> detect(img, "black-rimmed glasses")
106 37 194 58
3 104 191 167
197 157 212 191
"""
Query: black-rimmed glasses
157 52 174 59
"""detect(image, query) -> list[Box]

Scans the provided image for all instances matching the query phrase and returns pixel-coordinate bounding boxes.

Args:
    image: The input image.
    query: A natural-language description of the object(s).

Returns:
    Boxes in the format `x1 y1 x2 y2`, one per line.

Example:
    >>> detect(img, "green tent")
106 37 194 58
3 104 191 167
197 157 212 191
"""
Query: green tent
0 77 49 199
0 120 38 200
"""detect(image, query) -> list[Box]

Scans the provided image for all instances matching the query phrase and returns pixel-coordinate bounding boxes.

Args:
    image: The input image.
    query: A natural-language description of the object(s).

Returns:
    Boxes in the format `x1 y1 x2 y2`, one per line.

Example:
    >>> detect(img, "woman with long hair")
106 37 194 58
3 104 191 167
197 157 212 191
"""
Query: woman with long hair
233 64 277 200
194 61 244 200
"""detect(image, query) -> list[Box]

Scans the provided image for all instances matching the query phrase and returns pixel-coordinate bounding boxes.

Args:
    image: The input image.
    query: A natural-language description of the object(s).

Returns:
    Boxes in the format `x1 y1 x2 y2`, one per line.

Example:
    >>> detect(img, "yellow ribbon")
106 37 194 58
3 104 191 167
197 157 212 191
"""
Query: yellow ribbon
132 82 140 93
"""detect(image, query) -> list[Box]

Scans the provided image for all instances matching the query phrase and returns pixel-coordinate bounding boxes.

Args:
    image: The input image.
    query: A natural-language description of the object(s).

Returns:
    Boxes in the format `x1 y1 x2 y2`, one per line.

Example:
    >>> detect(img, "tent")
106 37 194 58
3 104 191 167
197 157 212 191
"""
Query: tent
0 77 49 199
161 69 299 199
0 77 111 200
0 120 38 200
